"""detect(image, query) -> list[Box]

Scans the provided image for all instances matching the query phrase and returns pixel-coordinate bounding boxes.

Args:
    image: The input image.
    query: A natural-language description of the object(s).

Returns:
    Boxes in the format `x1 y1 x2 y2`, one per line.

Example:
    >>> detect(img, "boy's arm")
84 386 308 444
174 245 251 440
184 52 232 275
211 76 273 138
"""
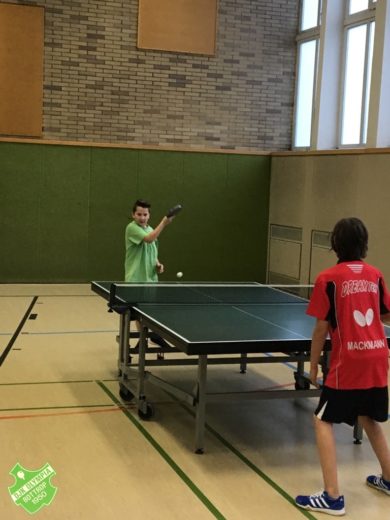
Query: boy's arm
143 216 174 243
383 315 390 358
381 312 390 325
310 319 329 388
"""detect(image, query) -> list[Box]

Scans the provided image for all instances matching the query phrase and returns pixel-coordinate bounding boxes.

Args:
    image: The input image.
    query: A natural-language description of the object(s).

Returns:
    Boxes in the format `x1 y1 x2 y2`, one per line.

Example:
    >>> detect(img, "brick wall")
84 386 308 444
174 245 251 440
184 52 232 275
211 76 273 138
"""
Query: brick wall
8 0 299 150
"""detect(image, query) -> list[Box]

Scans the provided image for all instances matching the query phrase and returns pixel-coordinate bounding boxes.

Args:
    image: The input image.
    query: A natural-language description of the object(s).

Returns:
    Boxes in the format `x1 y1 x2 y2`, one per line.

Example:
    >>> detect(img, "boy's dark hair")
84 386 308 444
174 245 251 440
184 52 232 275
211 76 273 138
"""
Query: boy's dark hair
331 217 368 261
132 199 151 213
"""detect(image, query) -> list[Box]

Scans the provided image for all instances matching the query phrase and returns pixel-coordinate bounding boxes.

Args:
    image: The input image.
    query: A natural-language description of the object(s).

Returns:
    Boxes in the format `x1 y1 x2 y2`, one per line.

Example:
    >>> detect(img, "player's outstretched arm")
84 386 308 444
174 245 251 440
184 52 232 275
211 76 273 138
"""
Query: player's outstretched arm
144 204 182 243
143 215 174 243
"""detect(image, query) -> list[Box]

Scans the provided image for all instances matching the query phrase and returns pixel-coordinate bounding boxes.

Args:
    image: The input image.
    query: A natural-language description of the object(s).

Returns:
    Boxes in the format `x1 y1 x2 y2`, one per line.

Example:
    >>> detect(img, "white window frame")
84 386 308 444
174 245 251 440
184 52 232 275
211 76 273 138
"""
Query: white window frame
292 0 390 151
292 1 322 149
338 1 377 147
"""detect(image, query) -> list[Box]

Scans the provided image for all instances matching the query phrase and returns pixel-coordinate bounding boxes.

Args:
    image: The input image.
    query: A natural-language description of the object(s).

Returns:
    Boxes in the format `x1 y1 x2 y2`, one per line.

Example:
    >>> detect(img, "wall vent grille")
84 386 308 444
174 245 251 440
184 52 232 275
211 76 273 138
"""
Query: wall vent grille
270 225 302 242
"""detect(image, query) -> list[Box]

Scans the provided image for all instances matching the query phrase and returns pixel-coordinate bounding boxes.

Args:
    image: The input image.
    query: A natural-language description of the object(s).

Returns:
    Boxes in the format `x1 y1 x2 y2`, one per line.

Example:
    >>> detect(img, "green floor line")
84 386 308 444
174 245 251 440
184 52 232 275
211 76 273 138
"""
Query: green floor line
170 393 317 520
204 417 316 520
0 404 116 412
97 381 226 520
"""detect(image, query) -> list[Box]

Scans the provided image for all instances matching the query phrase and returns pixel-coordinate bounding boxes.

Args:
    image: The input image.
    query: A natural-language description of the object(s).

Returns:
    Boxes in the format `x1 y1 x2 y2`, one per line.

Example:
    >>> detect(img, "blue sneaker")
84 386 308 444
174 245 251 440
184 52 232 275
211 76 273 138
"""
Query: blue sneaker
366 475 390 495
295 491 345 516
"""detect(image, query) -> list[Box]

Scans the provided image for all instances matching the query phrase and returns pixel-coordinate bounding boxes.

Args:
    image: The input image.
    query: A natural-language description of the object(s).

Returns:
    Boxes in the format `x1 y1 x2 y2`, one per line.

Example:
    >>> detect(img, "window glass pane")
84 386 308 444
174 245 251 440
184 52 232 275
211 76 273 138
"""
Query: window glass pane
300 0 320 30
362 22 375 143
341 25 367 145
294 40 317 147
349 0 369 15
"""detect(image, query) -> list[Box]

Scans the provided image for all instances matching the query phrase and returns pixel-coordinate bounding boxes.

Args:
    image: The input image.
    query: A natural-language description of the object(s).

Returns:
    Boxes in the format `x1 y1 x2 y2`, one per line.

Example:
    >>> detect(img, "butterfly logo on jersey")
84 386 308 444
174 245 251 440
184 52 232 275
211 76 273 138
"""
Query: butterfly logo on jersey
353 308 374 327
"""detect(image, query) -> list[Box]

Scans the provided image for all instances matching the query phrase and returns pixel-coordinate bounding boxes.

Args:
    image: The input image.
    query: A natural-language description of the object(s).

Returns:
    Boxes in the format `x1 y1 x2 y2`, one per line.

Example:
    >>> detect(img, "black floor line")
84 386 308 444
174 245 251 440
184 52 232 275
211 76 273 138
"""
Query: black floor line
0 297 38 367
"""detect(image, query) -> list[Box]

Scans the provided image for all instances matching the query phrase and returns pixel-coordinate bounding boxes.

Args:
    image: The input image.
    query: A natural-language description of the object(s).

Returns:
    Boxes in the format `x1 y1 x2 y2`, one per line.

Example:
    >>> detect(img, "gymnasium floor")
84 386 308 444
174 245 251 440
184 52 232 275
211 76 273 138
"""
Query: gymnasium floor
1 284 389 519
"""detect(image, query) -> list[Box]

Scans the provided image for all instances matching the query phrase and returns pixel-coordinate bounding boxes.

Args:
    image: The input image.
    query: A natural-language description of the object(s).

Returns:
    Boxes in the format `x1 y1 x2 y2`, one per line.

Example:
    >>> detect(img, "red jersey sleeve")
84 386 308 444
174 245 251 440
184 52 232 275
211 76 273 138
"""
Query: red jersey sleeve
307 276 330 320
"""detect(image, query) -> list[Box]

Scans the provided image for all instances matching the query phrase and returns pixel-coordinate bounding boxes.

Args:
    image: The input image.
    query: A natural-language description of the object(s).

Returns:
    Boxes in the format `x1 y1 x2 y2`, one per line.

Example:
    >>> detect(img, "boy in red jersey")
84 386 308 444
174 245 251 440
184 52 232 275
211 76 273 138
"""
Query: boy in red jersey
296 218 390 516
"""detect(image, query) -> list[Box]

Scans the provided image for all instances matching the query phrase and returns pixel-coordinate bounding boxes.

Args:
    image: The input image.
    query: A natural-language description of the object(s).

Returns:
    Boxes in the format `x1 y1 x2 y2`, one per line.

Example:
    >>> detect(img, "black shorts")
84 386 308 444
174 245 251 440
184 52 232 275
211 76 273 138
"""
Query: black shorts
315 386 389 426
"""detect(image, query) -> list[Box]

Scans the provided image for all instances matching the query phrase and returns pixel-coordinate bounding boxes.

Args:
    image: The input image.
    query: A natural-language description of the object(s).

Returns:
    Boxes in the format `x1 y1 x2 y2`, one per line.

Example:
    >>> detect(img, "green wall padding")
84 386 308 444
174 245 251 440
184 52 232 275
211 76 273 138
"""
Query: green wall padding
0 142 270 282
89 148 139 280
39 146 91 281
0 143 43 280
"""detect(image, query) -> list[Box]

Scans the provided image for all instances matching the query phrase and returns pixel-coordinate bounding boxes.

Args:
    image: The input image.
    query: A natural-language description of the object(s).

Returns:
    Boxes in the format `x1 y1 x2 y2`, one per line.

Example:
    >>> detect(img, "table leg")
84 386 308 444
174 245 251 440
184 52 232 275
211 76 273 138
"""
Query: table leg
119 312 130 366
195 355 207 454
137 322 148 413
240 353 247 373
353 421 363 444
294 355 310 389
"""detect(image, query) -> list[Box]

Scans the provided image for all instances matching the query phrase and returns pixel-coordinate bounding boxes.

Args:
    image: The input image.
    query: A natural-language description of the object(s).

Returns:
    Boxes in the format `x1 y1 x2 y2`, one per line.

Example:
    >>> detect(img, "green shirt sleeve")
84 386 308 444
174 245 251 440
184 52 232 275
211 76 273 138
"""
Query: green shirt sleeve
126 221 147 245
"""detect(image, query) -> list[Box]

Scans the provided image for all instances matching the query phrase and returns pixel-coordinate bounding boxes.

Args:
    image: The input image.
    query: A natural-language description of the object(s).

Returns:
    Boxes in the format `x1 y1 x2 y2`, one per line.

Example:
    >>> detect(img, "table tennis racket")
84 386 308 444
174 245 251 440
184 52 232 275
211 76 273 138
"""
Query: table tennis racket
166 204 183 218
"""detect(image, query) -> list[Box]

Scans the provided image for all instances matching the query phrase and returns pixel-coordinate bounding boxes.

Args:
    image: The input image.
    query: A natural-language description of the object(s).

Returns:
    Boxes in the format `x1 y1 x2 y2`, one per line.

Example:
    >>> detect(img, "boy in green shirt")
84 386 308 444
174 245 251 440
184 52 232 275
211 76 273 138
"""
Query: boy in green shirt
125 199 173 281
125 199 176 349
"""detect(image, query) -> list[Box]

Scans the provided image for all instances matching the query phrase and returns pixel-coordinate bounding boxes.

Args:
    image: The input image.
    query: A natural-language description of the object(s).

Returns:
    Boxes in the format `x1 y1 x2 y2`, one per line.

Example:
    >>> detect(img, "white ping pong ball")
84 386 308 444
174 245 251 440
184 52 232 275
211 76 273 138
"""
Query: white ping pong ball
176 272 183 278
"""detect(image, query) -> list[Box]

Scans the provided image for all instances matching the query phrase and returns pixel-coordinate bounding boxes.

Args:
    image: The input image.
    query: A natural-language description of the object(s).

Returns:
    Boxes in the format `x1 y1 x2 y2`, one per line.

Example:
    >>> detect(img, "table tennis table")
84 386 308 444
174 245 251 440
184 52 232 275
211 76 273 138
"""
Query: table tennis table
92 281 341 452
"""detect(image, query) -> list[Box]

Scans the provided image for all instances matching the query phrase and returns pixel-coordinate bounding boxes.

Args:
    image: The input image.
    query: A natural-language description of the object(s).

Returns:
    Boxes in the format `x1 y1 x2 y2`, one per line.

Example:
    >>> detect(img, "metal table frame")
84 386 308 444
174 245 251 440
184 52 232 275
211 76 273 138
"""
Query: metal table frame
115 308 344 453
93 281 367 453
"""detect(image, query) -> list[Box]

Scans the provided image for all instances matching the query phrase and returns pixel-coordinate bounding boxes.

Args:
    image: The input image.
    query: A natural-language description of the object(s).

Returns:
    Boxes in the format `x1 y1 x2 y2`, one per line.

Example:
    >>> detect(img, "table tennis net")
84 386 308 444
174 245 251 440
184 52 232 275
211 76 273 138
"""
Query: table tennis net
110 283 311 305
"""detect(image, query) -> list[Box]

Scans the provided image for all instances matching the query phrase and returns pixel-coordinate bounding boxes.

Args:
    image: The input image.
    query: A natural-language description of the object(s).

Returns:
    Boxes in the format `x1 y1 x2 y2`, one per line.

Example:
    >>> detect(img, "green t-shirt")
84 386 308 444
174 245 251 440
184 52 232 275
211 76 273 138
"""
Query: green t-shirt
124 220 158 282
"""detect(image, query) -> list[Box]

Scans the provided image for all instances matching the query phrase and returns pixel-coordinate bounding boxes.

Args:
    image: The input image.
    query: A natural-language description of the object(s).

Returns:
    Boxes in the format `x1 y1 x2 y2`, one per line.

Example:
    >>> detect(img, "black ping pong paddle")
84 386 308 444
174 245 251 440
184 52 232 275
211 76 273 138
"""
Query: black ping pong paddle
166 204 183 218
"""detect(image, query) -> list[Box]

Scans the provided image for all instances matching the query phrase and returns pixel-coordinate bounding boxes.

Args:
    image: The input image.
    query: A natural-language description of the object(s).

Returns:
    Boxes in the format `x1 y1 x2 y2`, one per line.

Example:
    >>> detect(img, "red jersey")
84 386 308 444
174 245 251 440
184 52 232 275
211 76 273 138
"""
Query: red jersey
307 261 390 389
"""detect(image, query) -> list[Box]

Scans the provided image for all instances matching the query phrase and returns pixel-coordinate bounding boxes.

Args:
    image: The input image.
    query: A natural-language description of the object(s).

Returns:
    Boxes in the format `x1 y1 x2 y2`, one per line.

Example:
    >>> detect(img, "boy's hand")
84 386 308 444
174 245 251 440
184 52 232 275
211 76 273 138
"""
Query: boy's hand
156 262 164 274
310 364 320 388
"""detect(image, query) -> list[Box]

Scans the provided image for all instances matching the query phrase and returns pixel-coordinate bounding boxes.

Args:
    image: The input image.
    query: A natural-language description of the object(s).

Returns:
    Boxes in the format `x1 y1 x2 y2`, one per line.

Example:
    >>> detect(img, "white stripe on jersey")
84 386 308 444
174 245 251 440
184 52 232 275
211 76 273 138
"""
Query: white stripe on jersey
347 264 363 273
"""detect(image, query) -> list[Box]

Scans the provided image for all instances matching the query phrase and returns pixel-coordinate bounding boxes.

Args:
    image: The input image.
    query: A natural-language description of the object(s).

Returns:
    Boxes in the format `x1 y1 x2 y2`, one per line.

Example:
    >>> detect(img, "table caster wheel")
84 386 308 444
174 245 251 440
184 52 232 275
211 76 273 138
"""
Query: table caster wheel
138 403 154 420
119 385 134 401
